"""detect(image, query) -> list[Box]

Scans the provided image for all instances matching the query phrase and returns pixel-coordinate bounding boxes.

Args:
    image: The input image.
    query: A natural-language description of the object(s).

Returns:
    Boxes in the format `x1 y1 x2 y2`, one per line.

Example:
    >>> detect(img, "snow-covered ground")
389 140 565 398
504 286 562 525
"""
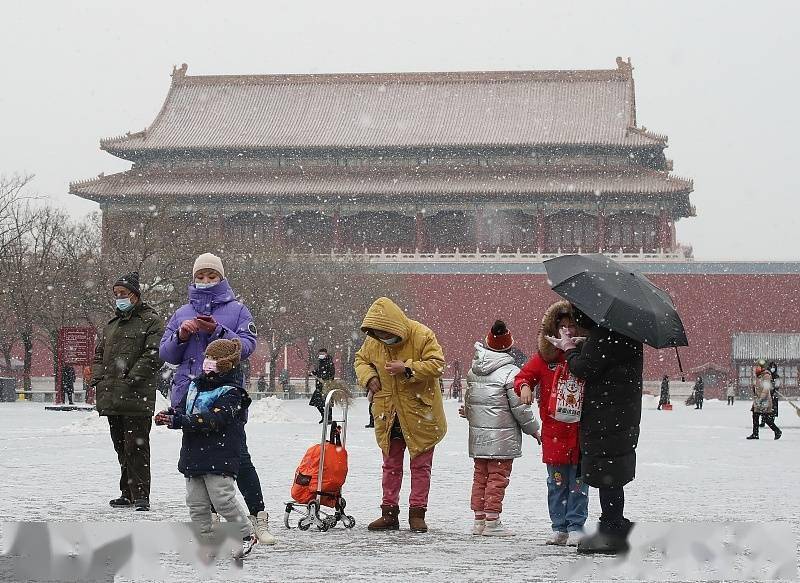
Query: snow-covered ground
0 395 797 581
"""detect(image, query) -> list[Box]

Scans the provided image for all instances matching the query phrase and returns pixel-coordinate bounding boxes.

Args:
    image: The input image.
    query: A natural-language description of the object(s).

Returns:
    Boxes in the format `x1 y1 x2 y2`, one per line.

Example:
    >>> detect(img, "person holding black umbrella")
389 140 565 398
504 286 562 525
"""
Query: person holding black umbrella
547 307 642 555
542 254 690 555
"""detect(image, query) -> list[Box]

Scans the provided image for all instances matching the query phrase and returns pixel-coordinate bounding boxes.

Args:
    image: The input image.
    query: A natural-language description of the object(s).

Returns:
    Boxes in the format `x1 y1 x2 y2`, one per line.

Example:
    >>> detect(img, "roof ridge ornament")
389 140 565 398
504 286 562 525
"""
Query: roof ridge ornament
171 63 188 83
615 56 633 76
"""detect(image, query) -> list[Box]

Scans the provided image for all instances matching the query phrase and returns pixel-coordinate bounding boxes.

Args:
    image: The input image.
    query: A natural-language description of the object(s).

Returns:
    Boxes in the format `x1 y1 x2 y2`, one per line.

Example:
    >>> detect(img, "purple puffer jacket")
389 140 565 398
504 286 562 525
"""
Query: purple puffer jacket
159 280 257 412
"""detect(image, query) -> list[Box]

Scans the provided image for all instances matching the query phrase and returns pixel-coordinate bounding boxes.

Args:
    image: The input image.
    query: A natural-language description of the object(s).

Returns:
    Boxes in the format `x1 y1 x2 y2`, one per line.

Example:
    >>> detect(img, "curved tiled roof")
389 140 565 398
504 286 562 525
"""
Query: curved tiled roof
70 167 692 202
100 60 667 158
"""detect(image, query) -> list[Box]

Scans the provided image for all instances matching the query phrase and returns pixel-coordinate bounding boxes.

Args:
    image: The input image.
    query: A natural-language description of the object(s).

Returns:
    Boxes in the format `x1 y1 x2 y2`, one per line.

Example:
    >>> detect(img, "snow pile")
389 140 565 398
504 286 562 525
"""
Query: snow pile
62 392 172 434
247 395 298 423
62 410 106 434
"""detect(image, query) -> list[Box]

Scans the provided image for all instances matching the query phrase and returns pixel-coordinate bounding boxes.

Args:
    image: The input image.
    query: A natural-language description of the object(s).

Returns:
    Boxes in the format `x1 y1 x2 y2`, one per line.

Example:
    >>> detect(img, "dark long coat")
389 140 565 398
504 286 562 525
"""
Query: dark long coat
566 326 643 488
309 355 335 409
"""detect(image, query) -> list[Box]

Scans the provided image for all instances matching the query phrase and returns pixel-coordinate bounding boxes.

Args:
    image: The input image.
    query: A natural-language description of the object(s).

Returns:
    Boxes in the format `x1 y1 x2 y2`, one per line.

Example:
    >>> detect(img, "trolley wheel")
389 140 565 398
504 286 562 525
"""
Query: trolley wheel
318 521 330 532
298 520 311 531
342 515 356 529
323 516 338 530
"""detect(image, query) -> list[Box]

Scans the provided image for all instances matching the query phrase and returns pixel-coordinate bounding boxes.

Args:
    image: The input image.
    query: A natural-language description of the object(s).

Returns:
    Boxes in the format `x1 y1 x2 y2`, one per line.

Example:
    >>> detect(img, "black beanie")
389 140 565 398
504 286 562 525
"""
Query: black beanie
114 272 141 297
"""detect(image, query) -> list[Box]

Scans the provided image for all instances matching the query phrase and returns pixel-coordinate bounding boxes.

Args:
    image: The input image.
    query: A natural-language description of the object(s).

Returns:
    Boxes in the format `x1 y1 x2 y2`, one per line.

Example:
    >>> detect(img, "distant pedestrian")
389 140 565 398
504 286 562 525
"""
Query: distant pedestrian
693 377 704 410
461 320 540 537
726 383 736 406
365 393 375 428
767 362 780 422
450 360 463 401
309 348 335 422
279 368 291 397
747 359 781 440
657 375 670 410
61 364 76 405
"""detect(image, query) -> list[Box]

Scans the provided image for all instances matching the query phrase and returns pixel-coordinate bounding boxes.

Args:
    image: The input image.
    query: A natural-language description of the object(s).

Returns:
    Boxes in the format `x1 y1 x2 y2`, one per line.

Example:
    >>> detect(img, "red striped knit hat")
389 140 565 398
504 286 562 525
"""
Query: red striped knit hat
486 320 514 351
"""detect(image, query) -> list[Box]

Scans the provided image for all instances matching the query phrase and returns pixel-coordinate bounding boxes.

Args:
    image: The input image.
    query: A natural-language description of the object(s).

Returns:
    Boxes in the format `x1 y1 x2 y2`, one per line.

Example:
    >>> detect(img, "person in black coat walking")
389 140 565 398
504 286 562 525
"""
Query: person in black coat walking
693 377 705 410
547 306 642 554
657 375 670 410
309 348 335 422
61 365 76 405
761 362 780 426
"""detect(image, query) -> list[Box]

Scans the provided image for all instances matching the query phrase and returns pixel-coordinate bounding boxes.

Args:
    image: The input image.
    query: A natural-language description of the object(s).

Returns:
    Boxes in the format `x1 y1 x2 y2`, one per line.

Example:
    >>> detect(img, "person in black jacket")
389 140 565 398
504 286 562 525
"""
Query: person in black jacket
762 362 780 426
693 377 705 410
61 365 76 405
547 306 642 555
308 348 335 422
155 338 260 558
657 375 670 410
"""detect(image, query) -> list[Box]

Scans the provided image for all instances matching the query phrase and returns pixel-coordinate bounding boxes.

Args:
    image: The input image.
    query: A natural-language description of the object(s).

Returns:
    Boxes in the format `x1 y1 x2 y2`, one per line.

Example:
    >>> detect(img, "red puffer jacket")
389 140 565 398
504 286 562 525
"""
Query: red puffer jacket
514 352 580 465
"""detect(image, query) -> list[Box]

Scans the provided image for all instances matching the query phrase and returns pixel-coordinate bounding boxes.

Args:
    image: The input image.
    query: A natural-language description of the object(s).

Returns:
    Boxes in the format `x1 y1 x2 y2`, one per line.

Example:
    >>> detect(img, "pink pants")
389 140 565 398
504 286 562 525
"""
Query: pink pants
471 458 514 515
382 437 435 508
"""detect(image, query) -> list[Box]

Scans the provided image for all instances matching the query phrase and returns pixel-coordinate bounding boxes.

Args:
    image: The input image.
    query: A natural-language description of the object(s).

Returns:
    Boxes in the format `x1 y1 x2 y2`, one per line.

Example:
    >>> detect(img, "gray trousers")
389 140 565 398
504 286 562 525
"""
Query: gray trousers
186 474 252 539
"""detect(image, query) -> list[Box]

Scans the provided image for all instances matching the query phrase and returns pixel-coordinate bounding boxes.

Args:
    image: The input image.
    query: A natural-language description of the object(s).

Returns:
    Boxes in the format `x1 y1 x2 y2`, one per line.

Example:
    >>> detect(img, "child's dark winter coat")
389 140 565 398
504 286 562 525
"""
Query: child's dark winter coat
168 367 251 477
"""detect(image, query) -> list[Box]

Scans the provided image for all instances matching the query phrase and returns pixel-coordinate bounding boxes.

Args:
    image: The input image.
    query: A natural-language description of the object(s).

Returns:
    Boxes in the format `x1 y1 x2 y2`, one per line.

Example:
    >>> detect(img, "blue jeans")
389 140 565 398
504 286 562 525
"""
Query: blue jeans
236 430 265 515
546 464 589 533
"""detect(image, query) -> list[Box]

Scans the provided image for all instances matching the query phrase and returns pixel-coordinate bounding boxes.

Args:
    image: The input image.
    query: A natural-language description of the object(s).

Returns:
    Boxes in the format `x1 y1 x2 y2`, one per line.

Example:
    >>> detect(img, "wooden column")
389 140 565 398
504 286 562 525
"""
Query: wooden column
596 210 606 252
536 207 546 252
272 214 285 248
415 212 426 252
474 207 485 252
332 210 341 251
659 208 671 251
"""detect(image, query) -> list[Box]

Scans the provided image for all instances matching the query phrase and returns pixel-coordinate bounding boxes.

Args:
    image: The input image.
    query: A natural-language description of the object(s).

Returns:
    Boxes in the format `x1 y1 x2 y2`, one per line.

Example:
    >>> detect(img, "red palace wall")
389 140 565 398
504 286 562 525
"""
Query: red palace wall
401 273 800 382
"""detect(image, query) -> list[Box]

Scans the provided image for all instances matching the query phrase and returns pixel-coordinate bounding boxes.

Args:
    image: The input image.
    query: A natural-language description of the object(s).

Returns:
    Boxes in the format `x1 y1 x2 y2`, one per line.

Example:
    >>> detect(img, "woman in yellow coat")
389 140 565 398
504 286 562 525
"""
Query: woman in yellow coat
355 297 447 533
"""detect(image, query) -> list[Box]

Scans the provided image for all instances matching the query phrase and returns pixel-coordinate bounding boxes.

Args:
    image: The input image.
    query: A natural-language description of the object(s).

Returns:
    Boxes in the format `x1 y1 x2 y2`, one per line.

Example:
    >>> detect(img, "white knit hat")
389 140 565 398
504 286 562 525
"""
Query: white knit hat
192 253 225 278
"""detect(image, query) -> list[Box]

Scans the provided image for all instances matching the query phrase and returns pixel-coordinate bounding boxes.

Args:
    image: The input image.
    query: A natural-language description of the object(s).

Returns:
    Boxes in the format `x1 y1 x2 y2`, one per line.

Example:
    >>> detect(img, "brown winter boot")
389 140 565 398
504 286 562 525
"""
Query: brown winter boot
367 504 400 531
408 507 428 533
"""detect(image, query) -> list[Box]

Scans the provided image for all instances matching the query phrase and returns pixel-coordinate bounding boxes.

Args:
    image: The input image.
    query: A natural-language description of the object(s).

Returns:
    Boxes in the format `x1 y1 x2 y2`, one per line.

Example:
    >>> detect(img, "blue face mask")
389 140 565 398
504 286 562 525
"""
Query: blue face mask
115 298 134 311
195 282 218 290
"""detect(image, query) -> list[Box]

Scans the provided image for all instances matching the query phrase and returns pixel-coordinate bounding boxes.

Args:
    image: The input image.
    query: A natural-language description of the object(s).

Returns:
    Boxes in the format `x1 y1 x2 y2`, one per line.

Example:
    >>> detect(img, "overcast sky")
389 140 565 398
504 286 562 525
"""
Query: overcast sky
1 1 798 260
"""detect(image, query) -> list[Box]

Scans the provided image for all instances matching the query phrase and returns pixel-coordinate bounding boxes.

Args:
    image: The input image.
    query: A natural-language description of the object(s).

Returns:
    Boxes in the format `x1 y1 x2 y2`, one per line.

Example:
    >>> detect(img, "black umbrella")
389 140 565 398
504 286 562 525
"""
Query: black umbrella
544 254 688 371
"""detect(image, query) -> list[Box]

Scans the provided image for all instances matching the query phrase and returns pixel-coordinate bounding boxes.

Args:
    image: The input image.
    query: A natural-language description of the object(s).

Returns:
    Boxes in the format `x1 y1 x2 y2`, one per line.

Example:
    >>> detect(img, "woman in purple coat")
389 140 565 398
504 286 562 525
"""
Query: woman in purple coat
159 253 275 545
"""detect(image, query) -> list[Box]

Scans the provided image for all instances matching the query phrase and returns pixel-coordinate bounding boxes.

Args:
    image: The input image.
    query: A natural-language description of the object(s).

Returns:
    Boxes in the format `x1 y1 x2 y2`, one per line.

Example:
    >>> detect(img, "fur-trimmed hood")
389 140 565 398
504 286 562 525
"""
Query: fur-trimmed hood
537 300 574 363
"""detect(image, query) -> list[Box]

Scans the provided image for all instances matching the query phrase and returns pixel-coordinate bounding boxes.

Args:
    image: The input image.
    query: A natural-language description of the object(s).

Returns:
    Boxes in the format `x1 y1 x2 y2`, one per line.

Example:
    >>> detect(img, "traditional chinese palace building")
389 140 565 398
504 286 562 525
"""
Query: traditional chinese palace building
69 60 800 394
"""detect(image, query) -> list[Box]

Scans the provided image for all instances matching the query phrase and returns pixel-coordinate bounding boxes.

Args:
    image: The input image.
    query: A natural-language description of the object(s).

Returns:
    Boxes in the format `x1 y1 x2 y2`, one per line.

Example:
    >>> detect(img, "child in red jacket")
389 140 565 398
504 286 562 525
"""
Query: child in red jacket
514 301 589 547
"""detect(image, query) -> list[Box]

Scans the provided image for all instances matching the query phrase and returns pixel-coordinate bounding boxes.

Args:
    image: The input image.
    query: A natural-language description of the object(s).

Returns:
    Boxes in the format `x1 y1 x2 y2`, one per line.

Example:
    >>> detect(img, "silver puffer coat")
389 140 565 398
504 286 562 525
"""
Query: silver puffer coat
465 342 540 459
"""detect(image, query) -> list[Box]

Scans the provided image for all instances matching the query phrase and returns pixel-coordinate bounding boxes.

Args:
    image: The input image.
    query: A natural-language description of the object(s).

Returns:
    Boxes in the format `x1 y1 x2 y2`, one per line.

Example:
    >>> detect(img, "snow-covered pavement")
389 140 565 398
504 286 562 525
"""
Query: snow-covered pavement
1 395 797 581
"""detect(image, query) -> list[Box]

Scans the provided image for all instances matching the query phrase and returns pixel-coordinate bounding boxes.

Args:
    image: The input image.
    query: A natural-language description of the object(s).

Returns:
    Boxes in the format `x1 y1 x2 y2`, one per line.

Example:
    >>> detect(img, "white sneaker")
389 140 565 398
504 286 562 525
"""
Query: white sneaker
546 531 569 545
482 518 515 537
249 511 277 545
566 531 585 546
233 535 258 559
472 519 485 535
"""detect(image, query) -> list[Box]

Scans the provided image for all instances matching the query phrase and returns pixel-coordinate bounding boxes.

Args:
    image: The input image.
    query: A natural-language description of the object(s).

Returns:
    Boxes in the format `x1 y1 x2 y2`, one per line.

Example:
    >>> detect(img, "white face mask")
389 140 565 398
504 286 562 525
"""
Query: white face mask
195 282 218 290
318 354 327 360
379 336 400 345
